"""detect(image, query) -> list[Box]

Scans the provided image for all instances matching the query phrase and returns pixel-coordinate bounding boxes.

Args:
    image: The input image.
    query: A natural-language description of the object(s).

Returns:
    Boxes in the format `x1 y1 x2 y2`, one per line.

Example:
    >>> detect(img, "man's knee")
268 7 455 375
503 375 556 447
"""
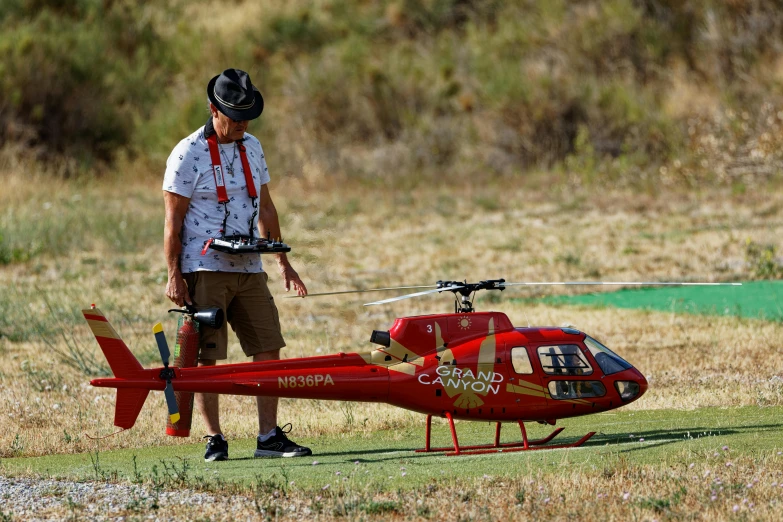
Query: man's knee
253 349 280 362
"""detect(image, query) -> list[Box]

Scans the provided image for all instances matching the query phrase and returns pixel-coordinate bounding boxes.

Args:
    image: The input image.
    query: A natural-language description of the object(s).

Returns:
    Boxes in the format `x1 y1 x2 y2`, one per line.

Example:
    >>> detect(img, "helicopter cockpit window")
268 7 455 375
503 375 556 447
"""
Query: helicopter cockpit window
537 345 593 376
548 380 606 400
583 336 633 376
510 347 533 374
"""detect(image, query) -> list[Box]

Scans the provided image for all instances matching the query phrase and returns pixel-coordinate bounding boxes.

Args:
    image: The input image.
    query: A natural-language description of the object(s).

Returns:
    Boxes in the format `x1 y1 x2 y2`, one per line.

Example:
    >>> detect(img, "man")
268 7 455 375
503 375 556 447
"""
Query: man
163 68 311 462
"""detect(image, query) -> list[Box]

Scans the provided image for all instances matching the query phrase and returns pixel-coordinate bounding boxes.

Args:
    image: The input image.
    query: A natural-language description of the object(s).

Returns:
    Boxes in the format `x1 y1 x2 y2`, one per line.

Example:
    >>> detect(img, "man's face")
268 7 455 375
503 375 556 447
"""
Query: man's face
210 104 249 142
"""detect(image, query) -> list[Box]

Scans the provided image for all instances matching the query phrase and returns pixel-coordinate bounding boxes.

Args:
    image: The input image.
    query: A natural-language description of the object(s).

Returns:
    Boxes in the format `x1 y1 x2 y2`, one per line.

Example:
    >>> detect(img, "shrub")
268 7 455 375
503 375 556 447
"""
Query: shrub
0 0 181 169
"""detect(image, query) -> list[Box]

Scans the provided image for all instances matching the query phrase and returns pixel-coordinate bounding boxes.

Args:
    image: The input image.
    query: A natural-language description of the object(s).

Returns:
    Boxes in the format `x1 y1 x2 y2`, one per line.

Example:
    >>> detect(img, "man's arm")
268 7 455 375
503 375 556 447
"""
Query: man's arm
256 184 308 296
164 191 193 307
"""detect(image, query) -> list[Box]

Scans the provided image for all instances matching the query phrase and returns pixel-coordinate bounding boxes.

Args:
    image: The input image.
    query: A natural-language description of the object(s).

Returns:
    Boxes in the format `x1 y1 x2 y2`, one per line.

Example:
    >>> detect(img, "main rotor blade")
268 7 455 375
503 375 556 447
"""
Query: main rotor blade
163 381 180 425
284 284 436 298
500 281 742 287
364 285 466 306
153 323 170 366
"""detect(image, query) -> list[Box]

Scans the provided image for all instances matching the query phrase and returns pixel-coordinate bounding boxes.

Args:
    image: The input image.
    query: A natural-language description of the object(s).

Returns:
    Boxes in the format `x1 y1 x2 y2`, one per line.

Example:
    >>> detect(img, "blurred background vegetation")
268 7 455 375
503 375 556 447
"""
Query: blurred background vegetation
1 0 782 187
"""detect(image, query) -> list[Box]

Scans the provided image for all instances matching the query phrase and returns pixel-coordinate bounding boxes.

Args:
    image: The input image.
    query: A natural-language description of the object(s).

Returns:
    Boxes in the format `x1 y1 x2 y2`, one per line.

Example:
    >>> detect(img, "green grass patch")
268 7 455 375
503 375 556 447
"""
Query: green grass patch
0 188 162 265
2 406 781 492
523 281 782 321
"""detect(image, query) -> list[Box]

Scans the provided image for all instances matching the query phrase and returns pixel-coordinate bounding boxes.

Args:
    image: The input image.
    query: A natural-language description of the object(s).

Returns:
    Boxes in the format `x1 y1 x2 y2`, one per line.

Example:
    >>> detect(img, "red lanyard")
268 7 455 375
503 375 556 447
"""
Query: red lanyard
201 133 261 255
206 134 258 203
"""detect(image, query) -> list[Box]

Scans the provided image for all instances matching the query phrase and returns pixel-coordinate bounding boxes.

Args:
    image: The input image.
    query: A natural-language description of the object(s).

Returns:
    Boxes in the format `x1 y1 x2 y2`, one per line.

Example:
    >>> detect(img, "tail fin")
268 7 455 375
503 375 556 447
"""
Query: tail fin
84 306 148 430
82 306 143 378
114 388 150 429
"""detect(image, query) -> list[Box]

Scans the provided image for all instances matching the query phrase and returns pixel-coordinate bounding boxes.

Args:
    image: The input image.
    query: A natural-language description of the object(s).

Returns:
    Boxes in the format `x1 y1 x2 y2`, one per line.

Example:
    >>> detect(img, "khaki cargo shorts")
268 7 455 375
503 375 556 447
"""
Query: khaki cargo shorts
183 271 286 361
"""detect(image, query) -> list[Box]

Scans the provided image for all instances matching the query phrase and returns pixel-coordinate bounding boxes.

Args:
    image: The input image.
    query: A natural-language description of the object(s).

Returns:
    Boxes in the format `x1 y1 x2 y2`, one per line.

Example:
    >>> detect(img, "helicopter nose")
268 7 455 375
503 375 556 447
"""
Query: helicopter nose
614 369 647 402
635 370 648 398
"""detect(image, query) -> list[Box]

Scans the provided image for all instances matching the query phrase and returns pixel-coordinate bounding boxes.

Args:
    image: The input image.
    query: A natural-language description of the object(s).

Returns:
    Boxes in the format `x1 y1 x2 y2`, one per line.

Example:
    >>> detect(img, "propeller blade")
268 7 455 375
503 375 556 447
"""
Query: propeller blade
284 284 436 299
364 285 466 306
153 322 170 366
499 281 742 287
163 380 180 425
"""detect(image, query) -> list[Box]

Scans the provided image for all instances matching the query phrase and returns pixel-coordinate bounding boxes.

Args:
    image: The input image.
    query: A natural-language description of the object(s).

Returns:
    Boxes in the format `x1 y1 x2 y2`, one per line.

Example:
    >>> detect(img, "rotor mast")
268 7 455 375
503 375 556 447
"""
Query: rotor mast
435 279 506 313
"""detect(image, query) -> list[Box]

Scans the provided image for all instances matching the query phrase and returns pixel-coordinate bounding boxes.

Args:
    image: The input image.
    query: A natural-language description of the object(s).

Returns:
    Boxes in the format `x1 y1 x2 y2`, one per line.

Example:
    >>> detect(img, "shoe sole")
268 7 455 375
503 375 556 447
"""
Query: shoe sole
253 449 312 458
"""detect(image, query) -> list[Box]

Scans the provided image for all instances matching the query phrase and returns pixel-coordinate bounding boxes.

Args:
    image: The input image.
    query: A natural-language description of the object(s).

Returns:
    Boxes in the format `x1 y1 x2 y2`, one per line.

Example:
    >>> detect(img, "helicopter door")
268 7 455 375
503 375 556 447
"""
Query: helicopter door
505 345 551 417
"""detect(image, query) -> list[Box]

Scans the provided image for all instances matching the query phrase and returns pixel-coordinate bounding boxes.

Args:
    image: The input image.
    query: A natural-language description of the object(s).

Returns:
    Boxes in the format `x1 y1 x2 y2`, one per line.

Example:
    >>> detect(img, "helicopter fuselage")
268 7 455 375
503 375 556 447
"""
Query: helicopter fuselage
90 311 647 425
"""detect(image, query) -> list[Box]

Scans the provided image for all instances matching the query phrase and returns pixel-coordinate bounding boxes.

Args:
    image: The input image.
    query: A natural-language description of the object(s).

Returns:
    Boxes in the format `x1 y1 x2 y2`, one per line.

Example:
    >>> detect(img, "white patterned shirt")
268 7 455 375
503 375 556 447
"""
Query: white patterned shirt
163 125 271 273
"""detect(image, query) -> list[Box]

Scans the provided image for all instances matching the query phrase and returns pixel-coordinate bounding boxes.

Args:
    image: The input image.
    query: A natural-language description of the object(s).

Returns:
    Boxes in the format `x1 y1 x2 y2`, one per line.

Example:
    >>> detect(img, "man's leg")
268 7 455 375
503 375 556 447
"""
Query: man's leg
252 346 310 457
253 349 280 434
196 356 228 462
195 359 222 435
184 272 232 439
231 273 311 457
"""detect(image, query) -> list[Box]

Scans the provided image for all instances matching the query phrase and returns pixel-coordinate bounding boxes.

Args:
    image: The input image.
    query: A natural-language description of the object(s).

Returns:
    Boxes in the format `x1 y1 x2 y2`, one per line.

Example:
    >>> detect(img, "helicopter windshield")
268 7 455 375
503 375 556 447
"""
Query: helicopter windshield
583 336 633 375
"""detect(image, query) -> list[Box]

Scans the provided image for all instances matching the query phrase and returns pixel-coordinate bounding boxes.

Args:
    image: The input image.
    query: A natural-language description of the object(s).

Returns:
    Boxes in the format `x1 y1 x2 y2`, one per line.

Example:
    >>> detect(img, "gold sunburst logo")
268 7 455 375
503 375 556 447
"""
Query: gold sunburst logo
458 316 471 330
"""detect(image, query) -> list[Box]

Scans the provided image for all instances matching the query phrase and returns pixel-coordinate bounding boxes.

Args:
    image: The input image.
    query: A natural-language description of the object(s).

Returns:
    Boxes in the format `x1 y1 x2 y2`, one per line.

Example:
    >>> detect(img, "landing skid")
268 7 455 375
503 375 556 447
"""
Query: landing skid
414 413 596 456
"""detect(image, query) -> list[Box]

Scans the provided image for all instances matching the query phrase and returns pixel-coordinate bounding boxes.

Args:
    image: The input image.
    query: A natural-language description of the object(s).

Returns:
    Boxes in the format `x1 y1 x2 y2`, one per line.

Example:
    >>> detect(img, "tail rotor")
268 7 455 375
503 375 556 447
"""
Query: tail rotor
153 323 180 425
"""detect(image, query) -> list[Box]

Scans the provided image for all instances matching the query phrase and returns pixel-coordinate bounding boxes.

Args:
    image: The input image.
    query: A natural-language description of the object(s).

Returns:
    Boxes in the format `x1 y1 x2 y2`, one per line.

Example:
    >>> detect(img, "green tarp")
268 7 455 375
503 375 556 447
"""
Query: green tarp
533 280 783 321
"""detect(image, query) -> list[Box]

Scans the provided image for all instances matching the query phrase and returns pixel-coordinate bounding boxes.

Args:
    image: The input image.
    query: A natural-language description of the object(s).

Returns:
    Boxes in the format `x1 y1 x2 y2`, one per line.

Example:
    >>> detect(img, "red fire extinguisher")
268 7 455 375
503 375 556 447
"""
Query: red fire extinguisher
165 314 200 437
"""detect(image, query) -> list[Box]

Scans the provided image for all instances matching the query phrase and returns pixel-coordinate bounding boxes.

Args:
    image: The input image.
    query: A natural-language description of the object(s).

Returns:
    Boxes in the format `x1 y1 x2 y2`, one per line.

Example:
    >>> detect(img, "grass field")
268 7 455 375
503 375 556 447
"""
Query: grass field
1 167 782 519
3 408 783 519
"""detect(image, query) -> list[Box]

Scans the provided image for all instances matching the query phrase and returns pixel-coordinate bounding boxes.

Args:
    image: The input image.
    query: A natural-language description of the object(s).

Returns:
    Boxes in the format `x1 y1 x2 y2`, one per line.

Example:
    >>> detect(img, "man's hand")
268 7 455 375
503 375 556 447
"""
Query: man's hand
279 263 307 296
166 275 193 307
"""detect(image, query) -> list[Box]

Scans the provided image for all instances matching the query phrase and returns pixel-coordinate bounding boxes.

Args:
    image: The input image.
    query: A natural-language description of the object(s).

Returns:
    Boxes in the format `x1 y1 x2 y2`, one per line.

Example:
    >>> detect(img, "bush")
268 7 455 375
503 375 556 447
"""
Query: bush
3 0 783 186
0 0 181 169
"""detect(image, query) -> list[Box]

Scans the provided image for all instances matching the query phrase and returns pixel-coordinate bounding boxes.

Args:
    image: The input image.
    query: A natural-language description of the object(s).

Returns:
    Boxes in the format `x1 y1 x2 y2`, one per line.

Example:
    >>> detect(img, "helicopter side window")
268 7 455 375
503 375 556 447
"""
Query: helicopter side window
583 336 633 376
547 380 606 400
510 347 533 374
537 345 593 376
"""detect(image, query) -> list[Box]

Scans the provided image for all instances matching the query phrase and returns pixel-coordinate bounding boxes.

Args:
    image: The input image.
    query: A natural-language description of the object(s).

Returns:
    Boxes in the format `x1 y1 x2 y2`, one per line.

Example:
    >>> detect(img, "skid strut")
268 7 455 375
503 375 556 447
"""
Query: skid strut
415 415 595 456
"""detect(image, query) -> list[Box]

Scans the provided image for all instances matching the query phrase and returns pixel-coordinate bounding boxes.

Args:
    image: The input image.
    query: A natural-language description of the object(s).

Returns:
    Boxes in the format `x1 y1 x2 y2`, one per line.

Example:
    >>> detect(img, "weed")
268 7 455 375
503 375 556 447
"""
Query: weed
131 455 143 484
19 360 63 392
34 292 109 376
416 503 432 517
637 496 670 512
459 489 474 502
65 496 83 520
157 458 192 487
361 500 400 515
62 430 79 444
0 233 29 265
10 435 23 456
0 510 12 522
254 474 284 498
89 449 101 481
340 402 355 428
124 487 148 514
745 239 782 279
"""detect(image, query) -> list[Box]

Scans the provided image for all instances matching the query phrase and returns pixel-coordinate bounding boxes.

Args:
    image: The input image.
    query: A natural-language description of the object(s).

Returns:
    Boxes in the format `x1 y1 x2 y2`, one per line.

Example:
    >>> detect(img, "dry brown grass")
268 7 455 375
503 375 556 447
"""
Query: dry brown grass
0 167 782 460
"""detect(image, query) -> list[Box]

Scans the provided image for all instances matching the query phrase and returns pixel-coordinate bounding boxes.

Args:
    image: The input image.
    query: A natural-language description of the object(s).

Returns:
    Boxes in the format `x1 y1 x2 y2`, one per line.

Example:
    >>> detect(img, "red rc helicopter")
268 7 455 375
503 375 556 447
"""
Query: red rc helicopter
85 278 739 456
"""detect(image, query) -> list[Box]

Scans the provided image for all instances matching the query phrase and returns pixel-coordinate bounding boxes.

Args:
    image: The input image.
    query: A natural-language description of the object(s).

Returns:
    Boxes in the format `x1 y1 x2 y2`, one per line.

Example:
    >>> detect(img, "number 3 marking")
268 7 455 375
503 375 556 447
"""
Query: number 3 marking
427 324 433 333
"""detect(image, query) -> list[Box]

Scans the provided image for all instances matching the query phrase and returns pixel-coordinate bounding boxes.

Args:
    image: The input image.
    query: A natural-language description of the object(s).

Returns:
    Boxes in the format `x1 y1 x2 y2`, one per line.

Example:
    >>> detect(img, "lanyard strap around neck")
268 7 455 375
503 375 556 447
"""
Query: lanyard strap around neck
206 134 258 203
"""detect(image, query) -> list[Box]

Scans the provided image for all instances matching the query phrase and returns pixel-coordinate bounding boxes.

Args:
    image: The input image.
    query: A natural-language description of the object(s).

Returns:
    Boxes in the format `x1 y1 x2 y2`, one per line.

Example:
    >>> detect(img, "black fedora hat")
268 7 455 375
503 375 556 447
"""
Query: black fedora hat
207 69 264 121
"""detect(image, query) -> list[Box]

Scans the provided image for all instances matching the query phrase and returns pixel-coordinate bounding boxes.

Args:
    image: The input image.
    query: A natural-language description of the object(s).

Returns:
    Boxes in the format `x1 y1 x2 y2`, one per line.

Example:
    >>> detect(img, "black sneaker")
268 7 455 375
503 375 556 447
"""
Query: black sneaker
203 434 228 462
254 424 312 458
